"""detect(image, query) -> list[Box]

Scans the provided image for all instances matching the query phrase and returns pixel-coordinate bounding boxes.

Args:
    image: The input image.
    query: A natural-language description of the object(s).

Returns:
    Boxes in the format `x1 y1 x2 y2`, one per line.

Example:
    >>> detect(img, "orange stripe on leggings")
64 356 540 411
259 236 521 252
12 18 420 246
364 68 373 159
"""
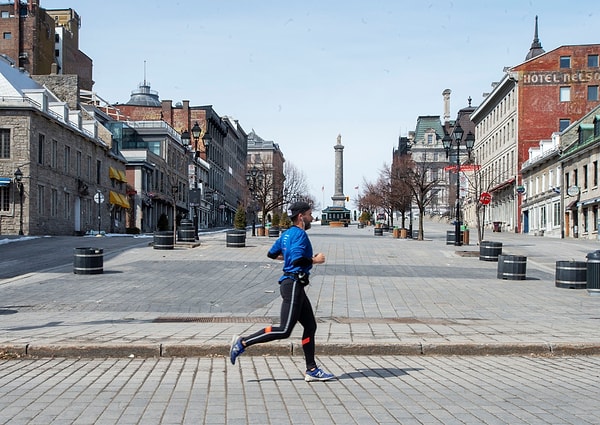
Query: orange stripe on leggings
265 326 272 334
302 337 311 345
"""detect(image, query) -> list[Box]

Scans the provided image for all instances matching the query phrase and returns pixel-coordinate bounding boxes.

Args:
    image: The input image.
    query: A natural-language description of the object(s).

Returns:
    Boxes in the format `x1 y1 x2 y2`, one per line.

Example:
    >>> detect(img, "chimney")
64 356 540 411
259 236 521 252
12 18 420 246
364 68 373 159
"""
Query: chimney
442 89 451 123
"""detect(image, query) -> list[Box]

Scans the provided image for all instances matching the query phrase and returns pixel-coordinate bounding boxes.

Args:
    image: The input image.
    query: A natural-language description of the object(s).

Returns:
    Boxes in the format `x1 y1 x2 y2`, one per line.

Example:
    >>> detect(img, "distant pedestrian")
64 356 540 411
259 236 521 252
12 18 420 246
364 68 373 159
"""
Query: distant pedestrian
229 201 335 382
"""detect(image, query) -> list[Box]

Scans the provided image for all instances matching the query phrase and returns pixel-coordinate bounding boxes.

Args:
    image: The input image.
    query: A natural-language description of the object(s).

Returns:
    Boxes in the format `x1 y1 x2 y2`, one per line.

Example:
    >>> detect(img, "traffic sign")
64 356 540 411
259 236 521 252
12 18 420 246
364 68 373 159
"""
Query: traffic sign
479 192 492 205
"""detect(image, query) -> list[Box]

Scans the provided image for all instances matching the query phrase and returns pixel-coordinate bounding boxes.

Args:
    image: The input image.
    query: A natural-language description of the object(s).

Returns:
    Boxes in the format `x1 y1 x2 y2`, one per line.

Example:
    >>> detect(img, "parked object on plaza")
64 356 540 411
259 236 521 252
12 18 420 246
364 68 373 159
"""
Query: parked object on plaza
479 241 502 262
374 227 383 236
178 219 195 242
585 250 600 296
73 247 103 275
226 229 246 248
497 255 527 280
153 231 174 250
555 261 587 289
446 230 464 245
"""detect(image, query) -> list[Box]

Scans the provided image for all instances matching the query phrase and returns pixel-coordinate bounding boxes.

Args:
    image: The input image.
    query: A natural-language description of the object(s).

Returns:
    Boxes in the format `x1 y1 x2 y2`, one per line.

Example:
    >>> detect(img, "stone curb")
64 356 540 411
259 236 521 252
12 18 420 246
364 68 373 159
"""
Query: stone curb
3 342 600 359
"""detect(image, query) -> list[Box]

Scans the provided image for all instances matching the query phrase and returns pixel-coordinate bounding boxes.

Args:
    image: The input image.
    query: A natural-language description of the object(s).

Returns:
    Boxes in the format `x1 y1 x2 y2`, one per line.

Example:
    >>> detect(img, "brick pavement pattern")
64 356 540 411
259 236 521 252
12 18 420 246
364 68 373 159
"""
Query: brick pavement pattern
1 221 600 423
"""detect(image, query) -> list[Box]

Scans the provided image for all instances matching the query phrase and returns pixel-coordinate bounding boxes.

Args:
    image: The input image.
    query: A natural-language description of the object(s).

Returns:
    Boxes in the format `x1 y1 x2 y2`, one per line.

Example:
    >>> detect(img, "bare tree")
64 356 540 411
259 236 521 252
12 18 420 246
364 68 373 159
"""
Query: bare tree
394 154 443 240
247 160 312 226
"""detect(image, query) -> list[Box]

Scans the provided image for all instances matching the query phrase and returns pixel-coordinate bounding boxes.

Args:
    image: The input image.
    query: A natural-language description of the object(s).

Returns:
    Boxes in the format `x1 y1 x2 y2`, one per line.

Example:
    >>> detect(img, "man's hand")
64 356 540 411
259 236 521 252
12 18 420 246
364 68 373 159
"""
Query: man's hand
313 253 325 264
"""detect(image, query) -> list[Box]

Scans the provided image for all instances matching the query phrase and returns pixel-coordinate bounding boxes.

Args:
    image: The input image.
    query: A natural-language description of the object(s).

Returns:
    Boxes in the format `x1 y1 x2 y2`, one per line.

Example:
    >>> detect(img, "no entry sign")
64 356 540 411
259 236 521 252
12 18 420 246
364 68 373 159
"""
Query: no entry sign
479 192 492 205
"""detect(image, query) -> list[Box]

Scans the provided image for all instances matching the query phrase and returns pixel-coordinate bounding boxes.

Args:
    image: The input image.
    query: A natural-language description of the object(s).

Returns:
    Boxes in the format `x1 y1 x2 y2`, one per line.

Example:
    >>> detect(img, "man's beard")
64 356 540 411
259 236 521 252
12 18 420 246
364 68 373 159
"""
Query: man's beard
304 221 311 230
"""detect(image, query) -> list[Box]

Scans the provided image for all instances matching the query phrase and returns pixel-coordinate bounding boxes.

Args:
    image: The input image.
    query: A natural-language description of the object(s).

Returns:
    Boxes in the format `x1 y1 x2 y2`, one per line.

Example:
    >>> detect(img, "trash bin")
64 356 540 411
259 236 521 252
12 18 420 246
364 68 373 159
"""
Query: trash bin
446 230 463 245
586 250 600 296
374 228 383 236
497 254 527 280
178 219 195 242
73 247 103 275
555 261 586 289
226 229 246 247
479 241 502 262
462 229 470 245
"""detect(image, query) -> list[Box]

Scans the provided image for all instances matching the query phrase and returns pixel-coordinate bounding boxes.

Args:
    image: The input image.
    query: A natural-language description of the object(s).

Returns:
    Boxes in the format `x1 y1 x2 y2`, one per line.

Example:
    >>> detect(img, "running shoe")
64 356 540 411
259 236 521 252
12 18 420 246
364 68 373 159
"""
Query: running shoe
305 367 336 382
229 335 245 365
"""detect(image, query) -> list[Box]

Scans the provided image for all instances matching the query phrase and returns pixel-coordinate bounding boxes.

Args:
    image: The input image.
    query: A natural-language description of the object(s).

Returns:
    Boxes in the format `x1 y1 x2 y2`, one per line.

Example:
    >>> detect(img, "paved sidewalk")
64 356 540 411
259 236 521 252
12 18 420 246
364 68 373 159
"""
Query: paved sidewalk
1 220 600 358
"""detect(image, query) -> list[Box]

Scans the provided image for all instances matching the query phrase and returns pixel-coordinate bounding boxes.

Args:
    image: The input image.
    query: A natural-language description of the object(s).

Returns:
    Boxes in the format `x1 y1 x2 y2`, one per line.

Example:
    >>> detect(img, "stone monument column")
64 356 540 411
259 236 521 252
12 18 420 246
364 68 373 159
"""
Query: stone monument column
331 134 346 207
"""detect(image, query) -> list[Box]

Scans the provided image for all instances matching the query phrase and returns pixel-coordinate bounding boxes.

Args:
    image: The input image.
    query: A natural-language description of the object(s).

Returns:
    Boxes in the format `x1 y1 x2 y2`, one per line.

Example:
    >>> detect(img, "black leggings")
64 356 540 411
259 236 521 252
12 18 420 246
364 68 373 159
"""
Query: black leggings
242 278 317 370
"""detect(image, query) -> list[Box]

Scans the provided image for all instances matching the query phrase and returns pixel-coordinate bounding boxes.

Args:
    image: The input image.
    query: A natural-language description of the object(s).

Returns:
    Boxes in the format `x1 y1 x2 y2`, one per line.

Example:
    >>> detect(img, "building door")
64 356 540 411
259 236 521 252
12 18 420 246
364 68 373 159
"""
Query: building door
523 210 529 233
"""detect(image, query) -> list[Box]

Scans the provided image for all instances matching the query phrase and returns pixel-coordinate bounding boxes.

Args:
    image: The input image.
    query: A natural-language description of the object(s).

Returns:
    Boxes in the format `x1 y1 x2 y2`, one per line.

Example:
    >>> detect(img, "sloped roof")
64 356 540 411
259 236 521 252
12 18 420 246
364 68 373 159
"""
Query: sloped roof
0 56 43 96
413 115 444 142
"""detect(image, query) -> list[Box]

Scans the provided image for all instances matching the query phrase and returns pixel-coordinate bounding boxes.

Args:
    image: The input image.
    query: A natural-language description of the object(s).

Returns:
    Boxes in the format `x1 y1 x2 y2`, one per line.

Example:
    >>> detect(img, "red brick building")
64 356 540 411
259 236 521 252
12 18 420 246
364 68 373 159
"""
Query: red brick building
471 40 600 233
0 0 92 90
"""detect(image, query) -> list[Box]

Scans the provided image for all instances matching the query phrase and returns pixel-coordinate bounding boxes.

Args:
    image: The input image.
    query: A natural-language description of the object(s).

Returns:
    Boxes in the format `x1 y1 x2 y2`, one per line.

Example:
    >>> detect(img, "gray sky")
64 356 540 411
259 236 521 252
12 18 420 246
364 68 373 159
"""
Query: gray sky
41 0 599 210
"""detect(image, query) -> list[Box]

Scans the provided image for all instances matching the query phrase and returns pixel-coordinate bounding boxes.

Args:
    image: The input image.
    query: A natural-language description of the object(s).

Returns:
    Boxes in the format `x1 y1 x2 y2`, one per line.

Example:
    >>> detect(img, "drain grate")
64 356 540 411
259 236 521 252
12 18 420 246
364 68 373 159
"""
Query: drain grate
153 316 274 324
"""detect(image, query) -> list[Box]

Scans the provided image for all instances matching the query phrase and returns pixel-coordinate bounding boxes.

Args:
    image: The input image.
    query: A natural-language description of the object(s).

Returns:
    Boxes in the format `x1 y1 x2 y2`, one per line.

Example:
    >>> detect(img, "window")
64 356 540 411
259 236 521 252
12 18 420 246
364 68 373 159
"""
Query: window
540 205 547 228
0 187 9 212
63 146 70 174
50 188 58 217
427 134 434 144
64 192 70 219
584 164 588 189
96 159 102 184
54 49 59 57
1 11 9 18
51 140 58 168
37 185 45 215
2 32 11 39
560 56 571 68
588 86 599 101
553 202 561 227
583 208 589 233
559 119 570 132
560 87 571 102
595 206 599 232
76 151 82 177
589 55 599 67
594 161 598 187
38 134 45 164
0 128 9 158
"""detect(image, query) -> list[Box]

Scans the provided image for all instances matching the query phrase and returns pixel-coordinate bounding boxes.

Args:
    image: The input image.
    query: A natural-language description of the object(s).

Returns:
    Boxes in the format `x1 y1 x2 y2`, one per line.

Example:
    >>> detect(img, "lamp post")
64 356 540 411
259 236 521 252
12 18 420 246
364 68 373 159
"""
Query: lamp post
245 166 263 236
14 168 24 235
442 123 475 246
203 131 214 227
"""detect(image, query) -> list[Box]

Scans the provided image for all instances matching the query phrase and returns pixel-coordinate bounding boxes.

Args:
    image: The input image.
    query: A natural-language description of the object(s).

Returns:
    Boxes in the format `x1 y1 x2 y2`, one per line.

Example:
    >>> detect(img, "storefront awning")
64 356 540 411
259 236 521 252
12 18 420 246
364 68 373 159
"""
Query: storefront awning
0 177 11 187
109 191 130 208
109 167 127 183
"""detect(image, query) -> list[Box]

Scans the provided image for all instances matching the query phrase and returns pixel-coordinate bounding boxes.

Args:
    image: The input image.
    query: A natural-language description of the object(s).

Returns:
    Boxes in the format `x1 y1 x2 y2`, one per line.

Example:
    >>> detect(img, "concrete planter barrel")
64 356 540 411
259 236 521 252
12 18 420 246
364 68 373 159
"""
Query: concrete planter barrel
374 228 383 236
497 254 527 280
153 231 174 250
586 250 600 296
226 229 246 247
555 261 586 289
479 241 502 262
268 227 280 238
178 219 195 242
73 247 103 275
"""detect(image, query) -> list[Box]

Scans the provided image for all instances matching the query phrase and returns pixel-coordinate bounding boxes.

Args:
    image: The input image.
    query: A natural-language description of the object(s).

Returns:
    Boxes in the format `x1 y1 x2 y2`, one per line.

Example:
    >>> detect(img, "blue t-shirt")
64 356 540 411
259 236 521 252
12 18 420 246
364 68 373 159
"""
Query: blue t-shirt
268 226 314 282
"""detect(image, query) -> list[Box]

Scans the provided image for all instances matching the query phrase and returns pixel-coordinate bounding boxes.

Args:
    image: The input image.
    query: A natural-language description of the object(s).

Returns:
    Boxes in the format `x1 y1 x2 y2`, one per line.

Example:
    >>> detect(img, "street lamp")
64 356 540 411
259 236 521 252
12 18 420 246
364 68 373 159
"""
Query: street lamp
442 123 475 246
245 166 264 236
14 168 24 235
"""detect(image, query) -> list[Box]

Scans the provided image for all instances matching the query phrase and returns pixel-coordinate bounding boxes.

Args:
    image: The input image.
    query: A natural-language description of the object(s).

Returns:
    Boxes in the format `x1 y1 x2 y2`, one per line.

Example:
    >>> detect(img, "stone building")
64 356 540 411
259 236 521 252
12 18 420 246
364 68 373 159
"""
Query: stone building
0 56 127 236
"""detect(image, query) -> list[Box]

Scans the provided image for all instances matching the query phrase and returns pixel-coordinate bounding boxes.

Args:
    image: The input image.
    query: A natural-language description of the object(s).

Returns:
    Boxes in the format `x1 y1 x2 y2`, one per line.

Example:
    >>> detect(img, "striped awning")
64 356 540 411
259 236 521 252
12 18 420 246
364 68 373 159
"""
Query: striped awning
109 191 130 208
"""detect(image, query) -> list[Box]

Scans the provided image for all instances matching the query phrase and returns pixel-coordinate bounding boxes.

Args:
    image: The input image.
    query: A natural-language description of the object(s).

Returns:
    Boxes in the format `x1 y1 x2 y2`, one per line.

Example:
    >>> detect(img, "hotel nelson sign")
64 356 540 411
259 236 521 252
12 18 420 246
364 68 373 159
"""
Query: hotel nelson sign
523 70 600 85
